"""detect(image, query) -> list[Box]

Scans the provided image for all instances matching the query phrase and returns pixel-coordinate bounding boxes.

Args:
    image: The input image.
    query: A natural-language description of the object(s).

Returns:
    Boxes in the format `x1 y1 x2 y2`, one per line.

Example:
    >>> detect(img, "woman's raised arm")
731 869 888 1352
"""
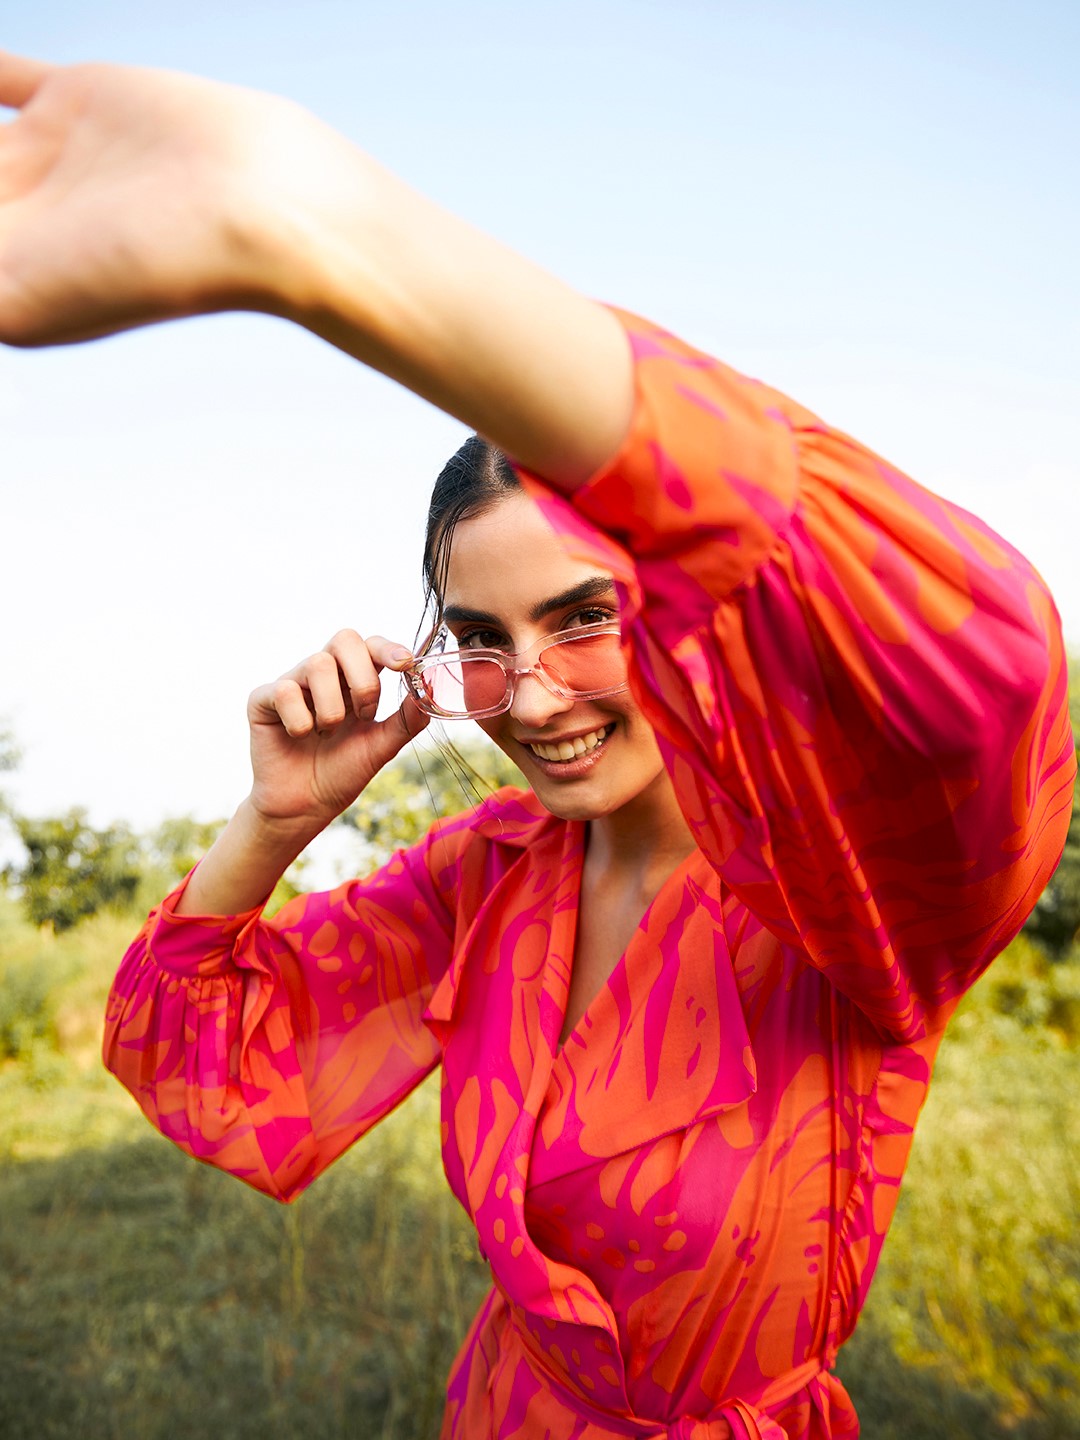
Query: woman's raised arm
0 52 632 485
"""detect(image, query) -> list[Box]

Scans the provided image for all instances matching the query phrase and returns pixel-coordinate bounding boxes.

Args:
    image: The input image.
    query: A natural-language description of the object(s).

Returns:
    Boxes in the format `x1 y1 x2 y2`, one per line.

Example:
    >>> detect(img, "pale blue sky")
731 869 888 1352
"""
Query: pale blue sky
1 1 1077 833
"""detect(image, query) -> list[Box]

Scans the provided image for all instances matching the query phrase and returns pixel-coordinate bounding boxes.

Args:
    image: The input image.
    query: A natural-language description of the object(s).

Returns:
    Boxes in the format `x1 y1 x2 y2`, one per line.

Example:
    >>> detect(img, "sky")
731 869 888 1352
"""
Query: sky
1 0 1077 838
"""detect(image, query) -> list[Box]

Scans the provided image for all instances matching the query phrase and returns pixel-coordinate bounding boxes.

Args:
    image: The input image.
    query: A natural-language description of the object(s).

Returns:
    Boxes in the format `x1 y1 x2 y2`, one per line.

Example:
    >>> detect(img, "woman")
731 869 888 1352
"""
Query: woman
0 52 1074 1440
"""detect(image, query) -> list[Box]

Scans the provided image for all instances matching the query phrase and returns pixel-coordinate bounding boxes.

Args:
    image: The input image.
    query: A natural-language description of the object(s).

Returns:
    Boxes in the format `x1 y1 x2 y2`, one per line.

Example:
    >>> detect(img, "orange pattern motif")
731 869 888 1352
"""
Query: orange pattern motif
105 310 1075 1438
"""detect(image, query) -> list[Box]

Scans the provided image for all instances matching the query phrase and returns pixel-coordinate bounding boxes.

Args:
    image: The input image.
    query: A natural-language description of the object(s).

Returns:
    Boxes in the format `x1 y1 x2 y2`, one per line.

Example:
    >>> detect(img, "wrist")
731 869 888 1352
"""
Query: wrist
230 104 387 327
236 795 327 864
174 797 325 918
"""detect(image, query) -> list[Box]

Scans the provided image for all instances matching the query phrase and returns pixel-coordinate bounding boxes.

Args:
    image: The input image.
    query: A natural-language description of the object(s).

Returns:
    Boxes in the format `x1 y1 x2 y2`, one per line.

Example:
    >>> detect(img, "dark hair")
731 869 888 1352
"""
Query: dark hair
420 434 521 639
413 436 526 811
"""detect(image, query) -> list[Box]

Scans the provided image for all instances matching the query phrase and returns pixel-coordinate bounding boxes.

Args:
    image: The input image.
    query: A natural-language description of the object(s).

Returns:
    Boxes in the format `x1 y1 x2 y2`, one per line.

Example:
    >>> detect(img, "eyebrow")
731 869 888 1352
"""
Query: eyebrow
442 575 617 629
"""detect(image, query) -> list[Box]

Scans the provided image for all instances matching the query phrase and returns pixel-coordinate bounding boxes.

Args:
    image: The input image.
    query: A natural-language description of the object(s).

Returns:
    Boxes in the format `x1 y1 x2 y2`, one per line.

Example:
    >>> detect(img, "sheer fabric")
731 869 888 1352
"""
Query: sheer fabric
105 310 1074 1438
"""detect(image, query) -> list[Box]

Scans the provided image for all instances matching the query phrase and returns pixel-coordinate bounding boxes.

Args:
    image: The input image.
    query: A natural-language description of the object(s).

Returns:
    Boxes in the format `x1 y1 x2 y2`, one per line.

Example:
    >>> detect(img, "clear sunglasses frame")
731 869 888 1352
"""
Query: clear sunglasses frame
403 621 627 720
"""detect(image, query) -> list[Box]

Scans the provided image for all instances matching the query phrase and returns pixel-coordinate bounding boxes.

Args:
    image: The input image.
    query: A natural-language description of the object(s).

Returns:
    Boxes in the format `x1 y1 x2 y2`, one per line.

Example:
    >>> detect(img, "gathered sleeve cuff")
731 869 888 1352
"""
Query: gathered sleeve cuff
103 809 478 1201
515 308 1076 1042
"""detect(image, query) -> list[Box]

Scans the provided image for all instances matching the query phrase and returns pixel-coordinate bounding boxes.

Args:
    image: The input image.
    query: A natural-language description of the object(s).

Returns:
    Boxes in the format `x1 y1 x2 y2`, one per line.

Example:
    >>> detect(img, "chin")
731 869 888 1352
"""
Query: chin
531 788 612 824
525 766 651 825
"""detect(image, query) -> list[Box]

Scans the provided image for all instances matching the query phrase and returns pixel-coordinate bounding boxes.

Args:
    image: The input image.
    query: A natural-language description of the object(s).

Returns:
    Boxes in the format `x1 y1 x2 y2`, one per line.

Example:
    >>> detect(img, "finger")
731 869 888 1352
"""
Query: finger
325 629 393 722
297 650 350 731
355 633 417 719
0 52 54 110
250 677 317 738
363 634 416 672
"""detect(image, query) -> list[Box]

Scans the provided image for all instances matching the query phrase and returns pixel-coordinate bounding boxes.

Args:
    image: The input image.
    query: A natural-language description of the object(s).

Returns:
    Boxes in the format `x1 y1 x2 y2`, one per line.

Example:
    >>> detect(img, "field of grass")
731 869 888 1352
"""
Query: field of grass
1 895 1078 1439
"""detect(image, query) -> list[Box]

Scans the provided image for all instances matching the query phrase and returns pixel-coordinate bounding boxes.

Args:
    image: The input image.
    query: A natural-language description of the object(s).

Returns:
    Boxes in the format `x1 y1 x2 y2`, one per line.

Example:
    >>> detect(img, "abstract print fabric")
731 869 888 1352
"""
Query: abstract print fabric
104 310 1075 1440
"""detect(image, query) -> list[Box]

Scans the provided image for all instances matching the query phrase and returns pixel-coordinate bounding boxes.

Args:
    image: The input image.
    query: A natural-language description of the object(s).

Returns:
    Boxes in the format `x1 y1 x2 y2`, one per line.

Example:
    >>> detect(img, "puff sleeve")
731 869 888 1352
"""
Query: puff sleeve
104 810 476 1201
516 309 1076 1041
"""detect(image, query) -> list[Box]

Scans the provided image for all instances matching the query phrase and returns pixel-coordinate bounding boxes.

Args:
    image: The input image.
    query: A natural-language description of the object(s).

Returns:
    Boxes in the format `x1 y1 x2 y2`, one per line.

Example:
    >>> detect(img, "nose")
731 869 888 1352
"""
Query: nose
506 668 576 729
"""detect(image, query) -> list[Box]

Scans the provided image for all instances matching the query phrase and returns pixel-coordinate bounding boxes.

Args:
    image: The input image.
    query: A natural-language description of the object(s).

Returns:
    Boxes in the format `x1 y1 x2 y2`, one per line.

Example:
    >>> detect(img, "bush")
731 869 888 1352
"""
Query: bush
0 959 56 1060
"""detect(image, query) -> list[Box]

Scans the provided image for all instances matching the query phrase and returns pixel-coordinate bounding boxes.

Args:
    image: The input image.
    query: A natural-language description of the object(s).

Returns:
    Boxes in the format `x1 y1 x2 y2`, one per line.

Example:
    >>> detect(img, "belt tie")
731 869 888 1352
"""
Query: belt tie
665 1396 790 1440
514 1317 827 1440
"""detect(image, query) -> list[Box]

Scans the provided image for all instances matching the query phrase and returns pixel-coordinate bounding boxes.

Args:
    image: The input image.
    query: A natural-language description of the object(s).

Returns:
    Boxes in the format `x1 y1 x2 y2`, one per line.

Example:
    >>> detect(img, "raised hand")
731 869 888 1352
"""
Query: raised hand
172 631 428 917
246 630 430 833
0 51 633 484
0 51 328 346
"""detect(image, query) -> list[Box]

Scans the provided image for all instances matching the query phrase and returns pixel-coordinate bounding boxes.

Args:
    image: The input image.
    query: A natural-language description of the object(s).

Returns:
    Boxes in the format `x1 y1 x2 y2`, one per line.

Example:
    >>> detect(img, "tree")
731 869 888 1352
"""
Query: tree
9 809 144 933
1023 660 1080 957
0 725 18 774
0 722 20 819
338 737 524 871
142 814 226 886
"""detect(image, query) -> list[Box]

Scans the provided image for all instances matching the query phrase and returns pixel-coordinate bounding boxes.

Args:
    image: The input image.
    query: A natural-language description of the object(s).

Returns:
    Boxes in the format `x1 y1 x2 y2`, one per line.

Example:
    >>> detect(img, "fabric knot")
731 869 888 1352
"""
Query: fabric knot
665 1398 791 1440
665 1418 734 1440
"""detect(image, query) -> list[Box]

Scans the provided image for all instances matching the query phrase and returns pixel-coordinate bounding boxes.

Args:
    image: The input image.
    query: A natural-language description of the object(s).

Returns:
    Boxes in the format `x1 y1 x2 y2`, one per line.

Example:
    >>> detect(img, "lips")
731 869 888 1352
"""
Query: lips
526 724 612 763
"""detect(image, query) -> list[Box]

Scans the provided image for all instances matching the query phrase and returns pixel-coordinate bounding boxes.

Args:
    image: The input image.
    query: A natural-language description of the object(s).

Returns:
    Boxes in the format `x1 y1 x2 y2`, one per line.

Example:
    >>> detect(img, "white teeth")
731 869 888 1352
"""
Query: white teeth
528 726 610 763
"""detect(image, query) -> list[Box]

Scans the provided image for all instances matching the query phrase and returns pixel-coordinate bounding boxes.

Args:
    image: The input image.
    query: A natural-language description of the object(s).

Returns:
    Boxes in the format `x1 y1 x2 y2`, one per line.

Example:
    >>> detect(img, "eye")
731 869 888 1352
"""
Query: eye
562 606 616 630
457 627 508 651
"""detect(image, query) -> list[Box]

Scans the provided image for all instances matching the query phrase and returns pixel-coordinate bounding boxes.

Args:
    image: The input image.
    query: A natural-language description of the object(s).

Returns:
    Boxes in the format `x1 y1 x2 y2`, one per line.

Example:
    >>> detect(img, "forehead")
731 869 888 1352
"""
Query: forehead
443 493 612 620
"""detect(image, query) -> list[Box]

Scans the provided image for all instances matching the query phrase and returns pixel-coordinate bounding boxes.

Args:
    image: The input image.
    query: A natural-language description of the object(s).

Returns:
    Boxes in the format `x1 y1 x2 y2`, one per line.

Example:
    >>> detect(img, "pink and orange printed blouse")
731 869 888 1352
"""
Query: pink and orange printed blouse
105 311 1075 1440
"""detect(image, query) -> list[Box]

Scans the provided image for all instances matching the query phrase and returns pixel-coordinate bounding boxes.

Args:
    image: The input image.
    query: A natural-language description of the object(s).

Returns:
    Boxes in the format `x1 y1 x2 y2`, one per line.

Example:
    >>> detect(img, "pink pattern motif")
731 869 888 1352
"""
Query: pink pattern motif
104 309 1074 1438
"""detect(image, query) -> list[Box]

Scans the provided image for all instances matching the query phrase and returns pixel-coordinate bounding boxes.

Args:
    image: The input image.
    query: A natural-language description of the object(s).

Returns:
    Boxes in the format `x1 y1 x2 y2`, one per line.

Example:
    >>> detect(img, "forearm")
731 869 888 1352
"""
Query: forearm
175 797 320 916
0 55 633 488
254 138 634 487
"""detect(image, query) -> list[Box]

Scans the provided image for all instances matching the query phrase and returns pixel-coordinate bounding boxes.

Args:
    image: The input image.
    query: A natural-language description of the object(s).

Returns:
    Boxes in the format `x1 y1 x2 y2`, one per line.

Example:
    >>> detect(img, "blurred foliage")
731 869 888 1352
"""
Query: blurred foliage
0 721 19 781
142 814 225 884
0 956 56 1062
132 813 227 914
7 809 144 934
1023 661 1080 956
0 729 515 935
0 899 1076 1439
2 802 232 935
338 733 524 870
0 679 1077 1434
837 933 1080 1436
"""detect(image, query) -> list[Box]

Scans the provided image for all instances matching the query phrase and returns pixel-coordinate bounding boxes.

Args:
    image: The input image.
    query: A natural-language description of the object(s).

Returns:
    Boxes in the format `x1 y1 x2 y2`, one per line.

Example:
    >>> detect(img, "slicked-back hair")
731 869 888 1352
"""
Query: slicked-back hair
420 435 521 644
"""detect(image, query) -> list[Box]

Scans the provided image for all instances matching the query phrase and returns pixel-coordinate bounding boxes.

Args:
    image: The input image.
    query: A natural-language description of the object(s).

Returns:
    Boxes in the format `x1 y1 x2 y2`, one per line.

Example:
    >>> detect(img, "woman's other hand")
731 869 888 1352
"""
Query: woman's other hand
247 630 428 834
0 51 633 486
0 52 331 345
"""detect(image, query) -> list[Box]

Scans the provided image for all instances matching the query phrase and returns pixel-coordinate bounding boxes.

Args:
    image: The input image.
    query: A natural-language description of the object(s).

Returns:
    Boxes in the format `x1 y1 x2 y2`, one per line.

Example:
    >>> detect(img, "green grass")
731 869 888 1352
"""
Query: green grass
1 898 1078 1439
1 1088 491 1440
835 935 1080 1438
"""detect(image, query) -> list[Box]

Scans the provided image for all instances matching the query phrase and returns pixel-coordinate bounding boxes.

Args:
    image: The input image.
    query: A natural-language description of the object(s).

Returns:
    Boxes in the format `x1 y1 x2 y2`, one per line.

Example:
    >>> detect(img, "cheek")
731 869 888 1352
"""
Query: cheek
610 691 650 735
477 716 514 755
613 697 665 763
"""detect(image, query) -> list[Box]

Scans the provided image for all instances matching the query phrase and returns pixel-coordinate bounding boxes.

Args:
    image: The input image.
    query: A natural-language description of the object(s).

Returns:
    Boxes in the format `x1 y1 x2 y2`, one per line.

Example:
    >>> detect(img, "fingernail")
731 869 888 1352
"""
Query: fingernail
389 645 412 662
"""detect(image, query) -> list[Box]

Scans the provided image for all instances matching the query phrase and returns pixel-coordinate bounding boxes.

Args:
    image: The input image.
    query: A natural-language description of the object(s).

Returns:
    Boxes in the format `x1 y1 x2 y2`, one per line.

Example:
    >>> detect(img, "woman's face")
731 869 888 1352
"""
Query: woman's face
440 492 669 824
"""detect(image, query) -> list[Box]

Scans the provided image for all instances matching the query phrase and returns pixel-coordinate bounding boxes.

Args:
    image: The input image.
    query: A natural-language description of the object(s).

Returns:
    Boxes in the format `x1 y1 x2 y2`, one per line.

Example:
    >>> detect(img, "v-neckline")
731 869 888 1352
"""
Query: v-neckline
552 839 709 1063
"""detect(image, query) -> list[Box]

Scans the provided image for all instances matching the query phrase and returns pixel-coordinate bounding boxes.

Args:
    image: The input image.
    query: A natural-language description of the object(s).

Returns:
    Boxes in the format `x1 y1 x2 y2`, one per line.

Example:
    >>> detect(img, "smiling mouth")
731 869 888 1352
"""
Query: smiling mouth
526 724 613 764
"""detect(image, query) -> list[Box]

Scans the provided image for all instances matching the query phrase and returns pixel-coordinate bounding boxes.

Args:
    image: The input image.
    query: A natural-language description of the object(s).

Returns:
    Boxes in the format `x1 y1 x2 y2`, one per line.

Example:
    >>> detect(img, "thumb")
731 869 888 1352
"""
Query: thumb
363 694 431 773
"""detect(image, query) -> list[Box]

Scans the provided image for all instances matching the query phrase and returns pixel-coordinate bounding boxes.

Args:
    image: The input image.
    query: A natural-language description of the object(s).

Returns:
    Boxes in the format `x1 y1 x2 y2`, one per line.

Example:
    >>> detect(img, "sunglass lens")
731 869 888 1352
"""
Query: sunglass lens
421 656 509 716
541 632 624 695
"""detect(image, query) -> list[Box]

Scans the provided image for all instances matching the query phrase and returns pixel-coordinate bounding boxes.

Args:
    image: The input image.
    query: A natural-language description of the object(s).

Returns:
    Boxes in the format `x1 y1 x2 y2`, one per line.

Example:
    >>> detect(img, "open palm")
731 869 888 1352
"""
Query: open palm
0 52 302 346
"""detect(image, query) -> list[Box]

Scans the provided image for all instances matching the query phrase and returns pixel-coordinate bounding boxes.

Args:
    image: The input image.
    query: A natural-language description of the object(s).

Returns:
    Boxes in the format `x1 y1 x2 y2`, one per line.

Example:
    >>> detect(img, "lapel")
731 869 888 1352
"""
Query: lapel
426 813 619 1333
533 848 758 1187
423 795 759 1348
